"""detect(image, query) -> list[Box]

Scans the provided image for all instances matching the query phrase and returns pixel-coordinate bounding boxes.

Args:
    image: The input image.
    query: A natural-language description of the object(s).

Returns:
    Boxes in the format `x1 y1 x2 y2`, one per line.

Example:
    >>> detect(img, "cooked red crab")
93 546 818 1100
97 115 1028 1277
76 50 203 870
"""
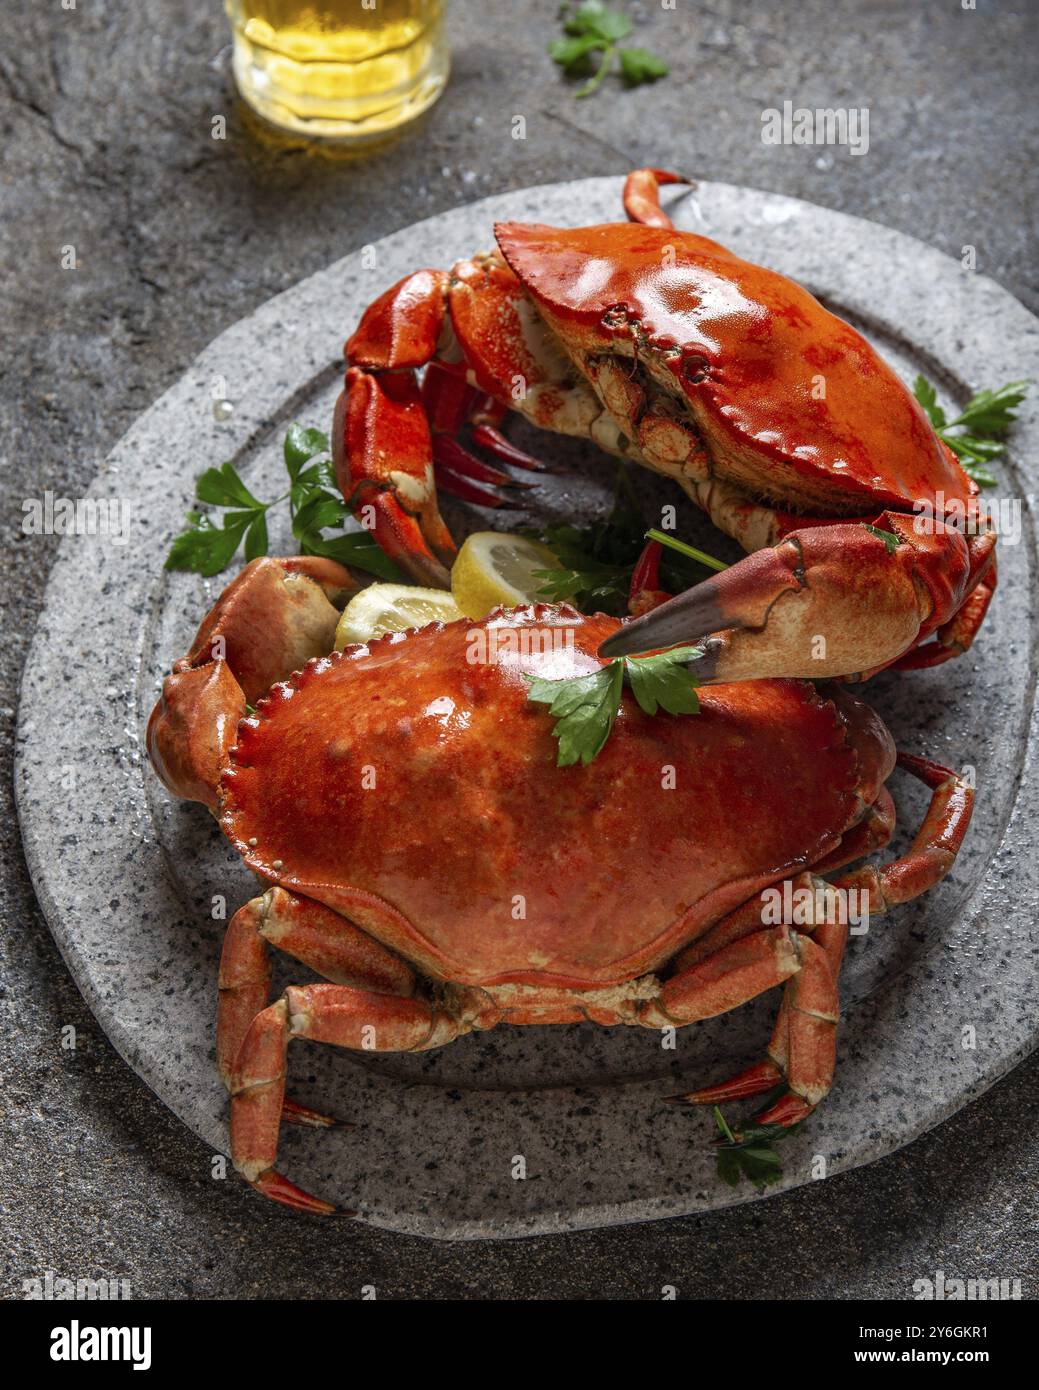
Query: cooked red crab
147 557 973 1214
334 167 995 679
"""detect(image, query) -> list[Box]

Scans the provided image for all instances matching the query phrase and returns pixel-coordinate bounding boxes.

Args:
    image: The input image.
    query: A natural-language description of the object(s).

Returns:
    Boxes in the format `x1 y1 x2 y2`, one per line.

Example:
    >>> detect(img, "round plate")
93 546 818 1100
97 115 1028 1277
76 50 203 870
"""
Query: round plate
15 178 1039 1239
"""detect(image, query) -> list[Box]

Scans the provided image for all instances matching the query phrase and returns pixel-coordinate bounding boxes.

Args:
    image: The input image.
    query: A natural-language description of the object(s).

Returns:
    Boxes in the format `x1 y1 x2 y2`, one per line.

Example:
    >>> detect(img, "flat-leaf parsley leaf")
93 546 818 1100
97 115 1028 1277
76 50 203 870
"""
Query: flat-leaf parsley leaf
165 424 405 582
550 2 669 98
526 643 705 766
914 374 1030 489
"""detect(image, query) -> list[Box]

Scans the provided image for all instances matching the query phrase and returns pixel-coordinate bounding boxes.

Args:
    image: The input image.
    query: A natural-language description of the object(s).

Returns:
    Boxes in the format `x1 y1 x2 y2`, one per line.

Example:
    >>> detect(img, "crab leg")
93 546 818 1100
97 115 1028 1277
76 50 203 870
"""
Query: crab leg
431 435 533 490
147 556 354 806
683 926 843 1126
836 751 974 908
471 394 507 428
469 423 551 472
670 753 974 1123
420 359 481 433
231 982 494 1215
809 787 896 876
893 548 997 670
639 926 802 1028
217 888 415 1091
600 513 989 681
623 167 693 229
433 462 520 509
424 373 546 493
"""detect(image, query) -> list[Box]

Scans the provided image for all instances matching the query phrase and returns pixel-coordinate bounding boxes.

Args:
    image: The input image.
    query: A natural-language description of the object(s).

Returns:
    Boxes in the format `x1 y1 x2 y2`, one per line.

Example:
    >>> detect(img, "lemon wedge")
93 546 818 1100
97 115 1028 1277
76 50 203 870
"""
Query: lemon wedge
334 583 462 648
450 531 559 619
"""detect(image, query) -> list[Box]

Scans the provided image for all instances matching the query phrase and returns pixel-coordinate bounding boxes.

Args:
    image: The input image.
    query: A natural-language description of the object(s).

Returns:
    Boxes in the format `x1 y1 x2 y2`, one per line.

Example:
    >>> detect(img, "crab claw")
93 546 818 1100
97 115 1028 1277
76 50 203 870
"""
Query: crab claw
333 367 456 588
147 556 354 807
599 514 981 681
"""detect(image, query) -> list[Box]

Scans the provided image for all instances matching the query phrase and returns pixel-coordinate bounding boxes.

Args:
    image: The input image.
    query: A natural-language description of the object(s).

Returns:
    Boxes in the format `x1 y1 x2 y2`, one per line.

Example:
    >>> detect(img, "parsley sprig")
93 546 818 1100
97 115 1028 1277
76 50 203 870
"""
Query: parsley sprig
644 527 729 573
530 521 639 612
526 643 705 766
713 1099 802 1191
528 468 718 613
165 424 404 581
914 375 1030 489
528 471 647 611
550 2 669 99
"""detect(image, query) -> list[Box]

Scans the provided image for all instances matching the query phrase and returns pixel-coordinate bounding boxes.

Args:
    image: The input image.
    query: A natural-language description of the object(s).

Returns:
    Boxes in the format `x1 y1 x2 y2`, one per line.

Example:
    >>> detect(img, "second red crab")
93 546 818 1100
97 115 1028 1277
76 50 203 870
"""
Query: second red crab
333 168 996 679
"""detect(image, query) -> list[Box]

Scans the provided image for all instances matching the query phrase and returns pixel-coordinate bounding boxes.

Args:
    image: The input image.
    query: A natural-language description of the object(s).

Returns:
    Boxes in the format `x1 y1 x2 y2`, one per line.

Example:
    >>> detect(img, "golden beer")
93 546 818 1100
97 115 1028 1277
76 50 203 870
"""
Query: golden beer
225 1 449 141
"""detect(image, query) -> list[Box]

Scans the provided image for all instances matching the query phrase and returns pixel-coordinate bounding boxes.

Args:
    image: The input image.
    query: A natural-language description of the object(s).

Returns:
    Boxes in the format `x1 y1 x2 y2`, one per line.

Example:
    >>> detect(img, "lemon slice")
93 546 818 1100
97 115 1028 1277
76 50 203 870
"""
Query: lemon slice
450 531 559 619
334 583 462 648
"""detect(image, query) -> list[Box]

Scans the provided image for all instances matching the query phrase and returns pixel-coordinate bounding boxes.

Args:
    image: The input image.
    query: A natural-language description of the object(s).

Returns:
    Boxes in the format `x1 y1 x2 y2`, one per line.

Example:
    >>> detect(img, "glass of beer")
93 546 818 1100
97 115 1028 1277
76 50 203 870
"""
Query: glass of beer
225 1 450 143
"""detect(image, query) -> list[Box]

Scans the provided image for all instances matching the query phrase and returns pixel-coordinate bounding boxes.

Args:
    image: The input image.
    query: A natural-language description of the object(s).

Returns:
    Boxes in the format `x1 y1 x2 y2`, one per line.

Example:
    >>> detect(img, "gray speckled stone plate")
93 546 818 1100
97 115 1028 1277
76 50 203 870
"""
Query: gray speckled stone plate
15 178 1039 1239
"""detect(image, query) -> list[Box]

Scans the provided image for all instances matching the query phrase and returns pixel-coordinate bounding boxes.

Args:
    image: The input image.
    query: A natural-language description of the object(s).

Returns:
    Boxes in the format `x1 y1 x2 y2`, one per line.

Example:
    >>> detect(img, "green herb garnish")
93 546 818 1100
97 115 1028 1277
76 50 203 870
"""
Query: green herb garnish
624 644 704 717
645 527 730 573
528 468 647 611
713 1102 801 1191
861 522 900 553
526 643 704 766
527 659 626 766
550 2 669 99
528 467 723 613
165 423 404 581
914 375 1030 489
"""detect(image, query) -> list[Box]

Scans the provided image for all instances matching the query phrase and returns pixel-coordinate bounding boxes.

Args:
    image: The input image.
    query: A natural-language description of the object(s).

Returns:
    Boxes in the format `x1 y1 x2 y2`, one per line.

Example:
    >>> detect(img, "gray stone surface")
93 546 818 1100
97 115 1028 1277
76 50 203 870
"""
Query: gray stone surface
2 0 1037 1295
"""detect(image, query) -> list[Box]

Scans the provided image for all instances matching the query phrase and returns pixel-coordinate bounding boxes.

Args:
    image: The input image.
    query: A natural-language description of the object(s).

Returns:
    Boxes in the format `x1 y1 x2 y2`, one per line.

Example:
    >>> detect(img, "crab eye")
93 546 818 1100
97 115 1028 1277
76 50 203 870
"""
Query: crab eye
601 303 629 330
681 354 710 384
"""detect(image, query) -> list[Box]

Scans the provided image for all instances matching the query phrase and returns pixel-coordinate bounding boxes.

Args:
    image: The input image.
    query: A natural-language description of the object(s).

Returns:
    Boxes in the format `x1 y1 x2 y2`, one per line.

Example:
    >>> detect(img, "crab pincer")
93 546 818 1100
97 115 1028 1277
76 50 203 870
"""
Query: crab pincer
600 515 995 681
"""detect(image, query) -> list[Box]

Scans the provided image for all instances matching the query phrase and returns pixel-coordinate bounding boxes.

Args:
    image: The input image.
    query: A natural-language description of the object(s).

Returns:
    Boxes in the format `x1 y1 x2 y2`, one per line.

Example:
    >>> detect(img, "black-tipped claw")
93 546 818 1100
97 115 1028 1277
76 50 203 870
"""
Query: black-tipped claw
598 584 732 659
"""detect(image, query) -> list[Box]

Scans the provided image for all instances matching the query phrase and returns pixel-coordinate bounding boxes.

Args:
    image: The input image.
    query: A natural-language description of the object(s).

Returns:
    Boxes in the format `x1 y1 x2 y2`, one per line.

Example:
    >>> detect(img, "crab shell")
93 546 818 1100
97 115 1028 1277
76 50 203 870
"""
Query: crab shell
220 604 894 990
492 219 976 517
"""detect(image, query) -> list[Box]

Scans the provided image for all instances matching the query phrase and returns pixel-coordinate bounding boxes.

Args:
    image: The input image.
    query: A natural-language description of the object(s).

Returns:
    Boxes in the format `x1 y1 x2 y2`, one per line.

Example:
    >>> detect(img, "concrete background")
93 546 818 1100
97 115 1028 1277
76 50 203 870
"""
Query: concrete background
2 0 1036 1299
